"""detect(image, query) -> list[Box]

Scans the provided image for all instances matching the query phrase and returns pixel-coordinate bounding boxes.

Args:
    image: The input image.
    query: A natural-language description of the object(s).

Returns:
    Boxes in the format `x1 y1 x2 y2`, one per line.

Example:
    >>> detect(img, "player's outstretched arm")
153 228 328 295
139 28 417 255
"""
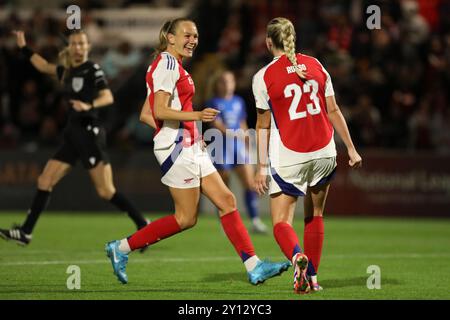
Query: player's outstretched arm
13 30 57 76
326 95 362 168
139 98 156 129
153 91 219 122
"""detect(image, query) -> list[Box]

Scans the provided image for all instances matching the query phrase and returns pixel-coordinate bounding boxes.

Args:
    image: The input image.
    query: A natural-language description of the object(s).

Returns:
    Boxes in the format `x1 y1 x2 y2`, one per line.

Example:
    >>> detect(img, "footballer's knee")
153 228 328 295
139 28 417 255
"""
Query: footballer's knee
96 186 116 200
174 212 198 230
218 192 237 215
37 174 55 191
272 214 292 226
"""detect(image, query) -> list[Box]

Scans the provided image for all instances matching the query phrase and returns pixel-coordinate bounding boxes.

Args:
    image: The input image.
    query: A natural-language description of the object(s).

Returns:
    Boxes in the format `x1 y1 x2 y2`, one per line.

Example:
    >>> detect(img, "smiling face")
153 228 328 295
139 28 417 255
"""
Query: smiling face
167 21 198 60
68 33 90 66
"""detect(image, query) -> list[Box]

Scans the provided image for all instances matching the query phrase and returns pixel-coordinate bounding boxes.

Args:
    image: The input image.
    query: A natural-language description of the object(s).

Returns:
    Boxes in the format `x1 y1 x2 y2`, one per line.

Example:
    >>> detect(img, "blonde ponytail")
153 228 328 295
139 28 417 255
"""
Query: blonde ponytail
155 20 172 56
58 47 70 69
267 17 306 79
57 47 70 81
58 30 89 81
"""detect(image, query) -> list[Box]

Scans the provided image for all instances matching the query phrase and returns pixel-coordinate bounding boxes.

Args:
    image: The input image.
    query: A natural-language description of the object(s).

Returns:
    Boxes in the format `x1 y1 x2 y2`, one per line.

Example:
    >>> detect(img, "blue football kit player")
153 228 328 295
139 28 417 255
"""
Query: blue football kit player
206 71 268 234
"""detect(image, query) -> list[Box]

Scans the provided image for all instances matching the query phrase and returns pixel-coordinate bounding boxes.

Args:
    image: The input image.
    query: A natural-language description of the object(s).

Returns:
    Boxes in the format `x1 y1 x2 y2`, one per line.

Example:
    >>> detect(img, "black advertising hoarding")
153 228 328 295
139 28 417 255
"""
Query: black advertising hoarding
0 149 172 212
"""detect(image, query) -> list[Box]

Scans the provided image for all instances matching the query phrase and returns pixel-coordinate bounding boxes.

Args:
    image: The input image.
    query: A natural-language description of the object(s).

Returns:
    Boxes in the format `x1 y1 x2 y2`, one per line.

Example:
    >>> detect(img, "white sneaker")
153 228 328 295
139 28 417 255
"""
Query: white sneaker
308 275 323 292
251 218 268 234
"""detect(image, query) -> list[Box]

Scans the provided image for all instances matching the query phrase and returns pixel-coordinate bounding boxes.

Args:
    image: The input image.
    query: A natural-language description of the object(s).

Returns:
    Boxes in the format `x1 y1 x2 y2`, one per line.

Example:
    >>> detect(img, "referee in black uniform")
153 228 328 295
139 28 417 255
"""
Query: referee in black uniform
0 30 149 246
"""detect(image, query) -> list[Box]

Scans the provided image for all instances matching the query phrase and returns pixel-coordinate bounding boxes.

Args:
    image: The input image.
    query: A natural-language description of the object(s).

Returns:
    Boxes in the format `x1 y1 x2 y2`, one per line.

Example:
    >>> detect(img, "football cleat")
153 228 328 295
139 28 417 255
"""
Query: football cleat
308 276 323 292
248 260 291 285
251 218 268 234
105 240 129 284
0 225 32 246
293 253 310 294
309 282 323 292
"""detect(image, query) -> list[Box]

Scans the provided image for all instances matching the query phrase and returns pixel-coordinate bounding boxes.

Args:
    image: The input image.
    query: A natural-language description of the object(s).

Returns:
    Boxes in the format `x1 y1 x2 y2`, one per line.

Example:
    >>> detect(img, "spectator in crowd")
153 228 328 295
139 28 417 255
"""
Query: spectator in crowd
348 94 381 148
102 40 142 83
0 1 449 153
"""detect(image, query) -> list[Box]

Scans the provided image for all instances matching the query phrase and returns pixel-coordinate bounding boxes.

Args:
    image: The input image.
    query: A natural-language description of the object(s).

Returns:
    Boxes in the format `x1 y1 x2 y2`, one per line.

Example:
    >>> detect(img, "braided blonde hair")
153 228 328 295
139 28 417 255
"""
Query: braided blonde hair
267 17 306 79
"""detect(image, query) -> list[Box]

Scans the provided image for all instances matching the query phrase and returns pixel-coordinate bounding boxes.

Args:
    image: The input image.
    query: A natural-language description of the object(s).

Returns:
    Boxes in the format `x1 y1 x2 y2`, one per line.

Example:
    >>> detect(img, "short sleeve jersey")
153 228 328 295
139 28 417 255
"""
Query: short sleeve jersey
252 53 336 166
56 61 109 122
206 95 247 130
145 52 199 149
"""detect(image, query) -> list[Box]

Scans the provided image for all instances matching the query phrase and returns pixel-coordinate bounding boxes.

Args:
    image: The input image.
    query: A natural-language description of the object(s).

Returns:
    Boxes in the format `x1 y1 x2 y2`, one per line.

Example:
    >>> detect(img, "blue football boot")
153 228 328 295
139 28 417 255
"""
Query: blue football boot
105 240 129 284
248 260 291 285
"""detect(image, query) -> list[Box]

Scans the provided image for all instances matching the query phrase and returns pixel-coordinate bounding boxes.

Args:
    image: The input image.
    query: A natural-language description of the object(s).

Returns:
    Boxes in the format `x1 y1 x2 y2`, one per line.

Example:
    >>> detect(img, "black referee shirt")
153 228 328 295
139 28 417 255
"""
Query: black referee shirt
56 61 109 123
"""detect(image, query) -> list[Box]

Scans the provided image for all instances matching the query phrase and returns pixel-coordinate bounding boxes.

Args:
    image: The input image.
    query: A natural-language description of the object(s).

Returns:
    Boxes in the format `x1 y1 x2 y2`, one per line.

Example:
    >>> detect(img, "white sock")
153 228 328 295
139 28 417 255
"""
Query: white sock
310 275 318 283
291 253 299 265
118 239 131 253
244 255 260 272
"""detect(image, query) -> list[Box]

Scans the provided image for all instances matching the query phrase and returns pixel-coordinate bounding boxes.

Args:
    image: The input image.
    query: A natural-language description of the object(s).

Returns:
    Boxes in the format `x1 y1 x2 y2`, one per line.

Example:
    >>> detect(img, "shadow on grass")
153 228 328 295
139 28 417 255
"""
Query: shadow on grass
201 272 247 284
320 276 402 289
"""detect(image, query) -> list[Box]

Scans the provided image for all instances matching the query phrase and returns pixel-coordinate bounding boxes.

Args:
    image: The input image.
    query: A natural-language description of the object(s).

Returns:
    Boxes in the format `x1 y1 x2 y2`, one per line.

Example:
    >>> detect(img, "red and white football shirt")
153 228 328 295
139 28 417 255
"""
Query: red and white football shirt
146 52 199 149
252 53 337 167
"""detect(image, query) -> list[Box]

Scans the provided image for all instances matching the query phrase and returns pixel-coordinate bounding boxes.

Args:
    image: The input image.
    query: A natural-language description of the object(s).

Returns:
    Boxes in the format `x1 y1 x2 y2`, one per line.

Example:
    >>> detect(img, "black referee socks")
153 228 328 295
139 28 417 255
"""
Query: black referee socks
109 192 147 229
21 189 51 234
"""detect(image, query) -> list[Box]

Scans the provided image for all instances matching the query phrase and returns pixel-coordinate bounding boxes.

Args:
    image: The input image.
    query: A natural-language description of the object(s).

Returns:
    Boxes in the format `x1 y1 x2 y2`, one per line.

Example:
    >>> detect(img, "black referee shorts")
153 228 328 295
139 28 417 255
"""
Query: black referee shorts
52 122 110 169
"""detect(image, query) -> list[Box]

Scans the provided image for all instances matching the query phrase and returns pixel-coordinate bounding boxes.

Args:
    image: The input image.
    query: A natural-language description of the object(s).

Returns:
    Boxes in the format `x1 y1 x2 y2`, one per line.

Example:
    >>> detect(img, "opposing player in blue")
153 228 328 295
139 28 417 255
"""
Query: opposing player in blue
206 71 268 234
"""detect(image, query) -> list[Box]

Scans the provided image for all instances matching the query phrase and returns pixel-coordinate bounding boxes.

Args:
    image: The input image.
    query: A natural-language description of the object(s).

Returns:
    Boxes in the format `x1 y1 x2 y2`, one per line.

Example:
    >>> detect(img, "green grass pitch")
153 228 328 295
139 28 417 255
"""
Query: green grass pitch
0 212 449 300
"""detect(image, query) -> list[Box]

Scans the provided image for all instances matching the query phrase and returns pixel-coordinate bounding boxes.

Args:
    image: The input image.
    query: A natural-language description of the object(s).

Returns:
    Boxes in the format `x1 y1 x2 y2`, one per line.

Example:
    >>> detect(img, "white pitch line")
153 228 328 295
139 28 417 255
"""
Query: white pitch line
0 253 449 266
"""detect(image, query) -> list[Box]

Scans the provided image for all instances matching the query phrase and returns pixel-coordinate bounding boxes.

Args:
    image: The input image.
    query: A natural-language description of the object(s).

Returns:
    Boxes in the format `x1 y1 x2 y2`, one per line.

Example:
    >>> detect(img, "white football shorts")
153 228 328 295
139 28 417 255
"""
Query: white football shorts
269 157 337 196
154 141 217 189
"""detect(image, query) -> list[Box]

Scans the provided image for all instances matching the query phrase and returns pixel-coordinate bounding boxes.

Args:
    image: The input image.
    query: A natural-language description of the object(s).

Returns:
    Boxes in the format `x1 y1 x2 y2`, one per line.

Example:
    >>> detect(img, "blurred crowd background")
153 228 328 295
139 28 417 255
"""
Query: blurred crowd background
1 0 449 153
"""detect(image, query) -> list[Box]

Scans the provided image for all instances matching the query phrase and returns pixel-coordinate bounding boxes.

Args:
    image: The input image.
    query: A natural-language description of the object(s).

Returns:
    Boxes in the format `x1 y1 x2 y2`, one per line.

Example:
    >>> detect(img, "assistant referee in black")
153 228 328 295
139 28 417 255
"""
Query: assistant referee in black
0 30 149 245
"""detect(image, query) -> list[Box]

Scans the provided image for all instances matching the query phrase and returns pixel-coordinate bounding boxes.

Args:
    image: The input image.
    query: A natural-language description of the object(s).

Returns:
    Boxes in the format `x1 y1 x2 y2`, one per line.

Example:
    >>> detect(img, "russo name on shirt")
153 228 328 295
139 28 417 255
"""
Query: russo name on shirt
286 64 307 74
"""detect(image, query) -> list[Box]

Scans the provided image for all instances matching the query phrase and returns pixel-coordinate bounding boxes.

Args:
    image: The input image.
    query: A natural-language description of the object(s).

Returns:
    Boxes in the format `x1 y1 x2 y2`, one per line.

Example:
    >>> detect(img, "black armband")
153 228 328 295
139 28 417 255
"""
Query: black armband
21 46 34 59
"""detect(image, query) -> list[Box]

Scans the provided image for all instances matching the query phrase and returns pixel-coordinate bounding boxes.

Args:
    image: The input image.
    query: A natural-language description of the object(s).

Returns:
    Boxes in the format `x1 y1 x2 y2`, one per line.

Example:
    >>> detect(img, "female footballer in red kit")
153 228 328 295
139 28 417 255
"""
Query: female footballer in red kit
105 18 290 285
253 17 362 294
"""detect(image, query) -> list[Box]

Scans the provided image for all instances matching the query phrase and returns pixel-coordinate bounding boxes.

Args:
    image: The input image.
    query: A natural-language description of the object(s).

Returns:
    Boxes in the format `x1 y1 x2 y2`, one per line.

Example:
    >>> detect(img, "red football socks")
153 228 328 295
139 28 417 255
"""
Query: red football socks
127 214 181 250
220 210 256 261
304 216 324 275
273 222 302 260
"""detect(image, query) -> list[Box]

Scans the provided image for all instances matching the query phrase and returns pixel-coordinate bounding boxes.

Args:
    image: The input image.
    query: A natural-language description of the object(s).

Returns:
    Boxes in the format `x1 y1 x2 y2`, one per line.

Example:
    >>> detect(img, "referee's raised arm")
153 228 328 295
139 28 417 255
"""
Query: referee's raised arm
12 30 57 76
